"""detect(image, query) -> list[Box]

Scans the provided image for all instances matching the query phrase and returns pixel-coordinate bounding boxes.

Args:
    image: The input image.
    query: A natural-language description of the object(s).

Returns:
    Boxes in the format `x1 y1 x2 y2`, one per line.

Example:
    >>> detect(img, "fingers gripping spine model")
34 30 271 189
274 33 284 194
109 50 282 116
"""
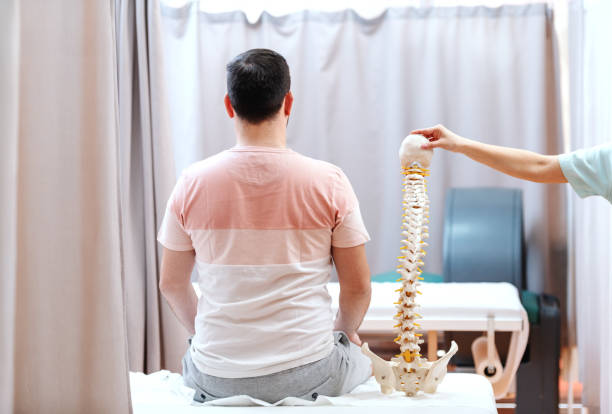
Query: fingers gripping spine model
361 134 458 397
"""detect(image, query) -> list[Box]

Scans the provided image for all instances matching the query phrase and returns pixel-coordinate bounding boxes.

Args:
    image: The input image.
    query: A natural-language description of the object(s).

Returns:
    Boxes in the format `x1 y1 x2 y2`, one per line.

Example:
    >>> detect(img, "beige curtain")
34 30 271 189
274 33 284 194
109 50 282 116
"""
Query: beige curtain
0 1 131 412
115 0 189 374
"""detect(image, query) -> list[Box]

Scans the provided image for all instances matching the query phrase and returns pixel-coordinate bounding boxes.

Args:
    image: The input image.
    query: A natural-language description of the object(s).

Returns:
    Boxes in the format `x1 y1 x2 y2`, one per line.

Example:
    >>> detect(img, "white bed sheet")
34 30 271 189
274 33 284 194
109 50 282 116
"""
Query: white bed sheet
329 282 525 332
130 371 496 414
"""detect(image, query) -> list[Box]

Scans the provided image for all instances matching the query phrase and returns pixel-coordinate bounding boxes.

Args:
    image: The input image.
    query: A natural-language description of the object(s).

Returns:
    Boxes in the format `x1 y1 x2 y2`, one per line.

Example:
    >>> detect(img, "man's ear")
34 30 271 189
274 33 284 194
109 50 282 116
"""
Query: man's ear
224 94 235 118
283 91 293 117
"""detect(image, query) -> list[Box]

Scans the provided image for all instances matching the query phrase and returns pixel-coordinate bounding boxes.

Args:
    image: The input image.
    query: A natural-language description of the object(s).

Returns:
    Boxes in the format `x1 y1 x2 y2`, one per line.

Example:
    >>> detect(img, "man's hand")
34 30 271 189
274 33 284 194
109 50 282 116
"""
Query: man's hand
410 124 465 153
345 331 363 346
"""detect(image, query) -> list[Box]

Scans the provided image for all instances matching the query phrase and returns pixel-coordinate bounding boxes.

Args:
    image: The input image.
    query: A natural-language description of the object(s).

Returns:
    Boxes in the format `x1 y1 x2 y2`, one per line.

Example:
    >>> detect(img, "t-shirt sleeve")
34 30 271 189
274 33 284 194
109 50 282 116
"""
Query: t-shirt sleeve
331 169 371 247
558 144 612 203
157 174 194 251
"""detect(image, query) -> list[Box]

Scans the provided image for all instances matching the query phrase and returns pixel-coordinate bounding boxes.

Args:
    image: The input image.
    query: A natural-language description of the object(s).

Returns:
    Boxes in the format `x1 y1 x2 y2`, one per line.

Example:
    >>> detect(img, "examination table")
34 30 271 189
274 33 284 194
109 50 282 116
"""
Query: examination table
130 369 496 414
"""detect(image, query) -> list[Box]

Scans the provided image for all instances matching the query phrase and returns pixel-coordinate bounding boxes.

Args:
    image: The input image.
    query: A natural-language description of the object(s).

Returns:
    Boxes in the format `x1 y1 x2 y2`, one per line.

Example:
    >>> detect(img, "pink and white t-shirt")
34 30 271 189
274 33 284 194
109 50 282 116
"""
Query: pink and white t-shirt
157 146 369 378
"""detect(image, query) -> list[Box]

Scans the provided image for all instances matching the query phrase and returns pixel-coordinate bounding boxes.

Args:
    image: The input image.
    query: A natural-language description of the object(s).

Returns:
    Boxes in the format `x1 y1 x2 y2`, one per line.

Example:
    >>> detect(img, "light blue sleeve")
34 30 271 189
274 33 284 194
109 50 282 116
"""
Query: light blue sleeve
558 144 612 203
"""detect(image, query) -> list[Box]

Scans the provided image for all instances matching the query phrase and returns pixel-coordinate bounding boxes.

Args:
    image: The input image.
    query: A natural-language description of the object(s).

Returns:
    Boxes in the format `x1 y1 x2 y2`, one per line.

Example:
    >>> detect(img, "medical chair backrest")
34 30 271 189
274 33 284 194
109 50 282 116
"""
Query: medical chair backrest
443 188 525 290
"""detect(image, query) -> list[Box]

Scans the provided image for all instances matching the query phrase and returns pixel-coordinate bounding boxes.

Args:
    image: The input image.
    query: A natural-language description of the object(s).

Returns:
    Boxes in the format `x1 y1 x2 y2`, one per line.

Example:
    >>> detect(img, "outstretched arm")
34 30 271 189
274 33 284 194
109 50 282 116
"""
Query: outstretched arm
332 244 372 346
159 247 198 335
411 125 567 184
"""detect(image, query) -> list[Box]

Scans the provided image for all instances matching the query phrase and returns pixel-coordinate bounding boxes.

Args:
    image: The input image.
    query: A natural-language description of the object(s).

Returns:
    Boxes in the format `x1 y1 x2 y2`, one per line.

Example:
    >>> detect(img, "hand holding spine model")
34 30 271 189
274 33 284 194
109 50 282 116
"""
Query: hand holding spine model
361 134 458 396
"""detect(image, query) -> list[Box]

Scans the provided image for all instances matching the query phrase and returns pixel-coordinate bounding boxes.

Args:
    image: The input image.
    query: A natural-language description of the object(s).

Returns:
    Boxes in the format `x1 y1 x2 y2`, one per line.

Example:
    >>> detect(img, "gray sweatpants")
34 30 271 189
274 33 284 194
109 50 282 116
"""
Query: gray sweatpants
182 331 372 403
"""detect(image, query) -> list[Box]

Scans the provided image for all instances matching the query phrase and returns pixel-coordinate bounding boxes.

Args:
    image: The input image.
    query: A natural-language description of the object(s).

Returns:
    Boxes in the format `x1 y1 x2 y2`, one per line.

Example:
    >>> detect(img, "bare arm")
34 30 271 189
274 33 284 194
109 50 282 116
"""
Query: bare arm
411 125 567 184
332 244 372 346
159 247 198 335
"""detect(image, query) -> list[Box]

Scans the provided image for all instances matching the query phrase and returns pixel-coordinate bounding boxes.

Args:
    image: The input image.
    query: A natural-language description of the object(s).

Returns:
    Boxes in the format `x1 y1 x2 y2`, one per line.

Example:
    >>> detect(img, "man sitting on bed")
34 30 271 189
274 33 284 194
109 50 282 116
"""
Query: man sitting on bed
157 48 372 403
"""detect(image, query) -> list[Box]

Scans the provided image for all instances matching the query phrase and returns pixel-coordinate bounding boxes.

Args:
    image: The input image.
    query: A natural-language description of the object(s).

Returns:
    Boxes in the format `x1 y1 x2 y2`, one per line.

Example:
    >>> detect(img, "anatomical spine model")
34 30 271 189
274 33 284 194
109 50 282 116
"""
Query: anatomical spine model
361 134 458 396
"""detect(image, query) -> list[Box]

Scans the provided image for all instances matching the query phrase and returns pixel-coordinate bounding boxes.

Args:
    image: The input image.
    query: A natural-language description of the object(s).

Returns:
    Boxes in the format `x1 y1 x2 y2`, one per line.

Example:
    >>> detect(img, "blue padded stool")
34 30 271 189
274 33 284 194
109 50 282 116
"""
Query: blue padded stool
443 187 525 289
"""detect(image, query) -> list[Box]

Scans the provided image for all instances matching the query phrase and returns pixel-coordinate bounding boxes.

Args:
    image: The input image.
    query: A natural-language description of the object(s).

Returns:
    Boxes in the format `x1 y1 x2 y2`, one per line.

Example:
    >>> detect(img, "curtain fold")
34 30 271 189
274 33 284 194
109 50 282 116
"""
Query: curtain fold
115 0 188 374
159 3 565 297
0 0 131 412
0 1 19 413
568 1 612 412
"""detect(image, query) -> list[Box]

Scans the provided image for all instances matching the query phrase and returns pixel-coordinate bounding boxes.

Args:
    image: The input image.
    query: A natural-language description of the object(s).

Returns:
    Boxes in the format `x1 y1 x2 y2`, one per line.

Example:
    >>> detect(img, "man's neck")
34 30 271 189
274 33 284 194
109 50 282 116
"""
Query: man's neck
234 117 287 148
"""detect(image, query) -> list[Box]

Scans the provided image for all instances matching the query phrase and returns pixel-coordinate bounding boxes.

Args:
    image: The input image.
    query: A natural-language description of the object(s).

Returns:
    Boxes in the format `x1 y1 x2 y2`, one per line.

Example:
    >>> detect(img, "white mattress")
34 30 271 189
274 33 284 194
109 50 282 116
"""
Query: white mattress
329 282 525 332
130 370 496 414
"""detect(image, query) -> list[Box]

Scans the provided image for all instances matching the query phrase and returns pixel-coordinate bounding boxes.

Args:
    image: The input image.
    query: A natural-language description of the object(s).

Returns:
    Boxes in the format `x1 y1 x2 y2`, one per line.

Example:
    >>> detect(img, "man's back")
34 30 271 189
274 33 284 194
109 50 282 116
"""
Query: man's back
158 48 372 402
158 145 369 378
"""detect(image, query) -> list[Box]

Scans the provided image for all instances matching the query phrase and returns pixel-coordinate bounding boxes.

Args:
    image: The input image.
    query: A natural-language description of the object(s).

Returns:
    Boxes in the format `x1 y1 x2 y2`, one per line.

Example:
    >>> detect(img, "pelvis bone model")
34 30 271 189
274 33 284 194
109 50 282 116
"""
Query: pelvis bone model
361 134 458 396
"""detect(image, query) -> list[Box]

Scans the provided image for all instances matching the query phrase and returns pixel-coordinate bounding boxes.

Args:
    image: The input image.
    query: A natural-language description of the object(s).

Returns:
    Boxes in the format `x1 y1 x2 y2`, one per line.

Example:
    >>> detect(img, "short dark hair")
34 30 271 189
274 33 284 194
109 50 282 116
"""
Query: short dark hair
226 49 291 124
